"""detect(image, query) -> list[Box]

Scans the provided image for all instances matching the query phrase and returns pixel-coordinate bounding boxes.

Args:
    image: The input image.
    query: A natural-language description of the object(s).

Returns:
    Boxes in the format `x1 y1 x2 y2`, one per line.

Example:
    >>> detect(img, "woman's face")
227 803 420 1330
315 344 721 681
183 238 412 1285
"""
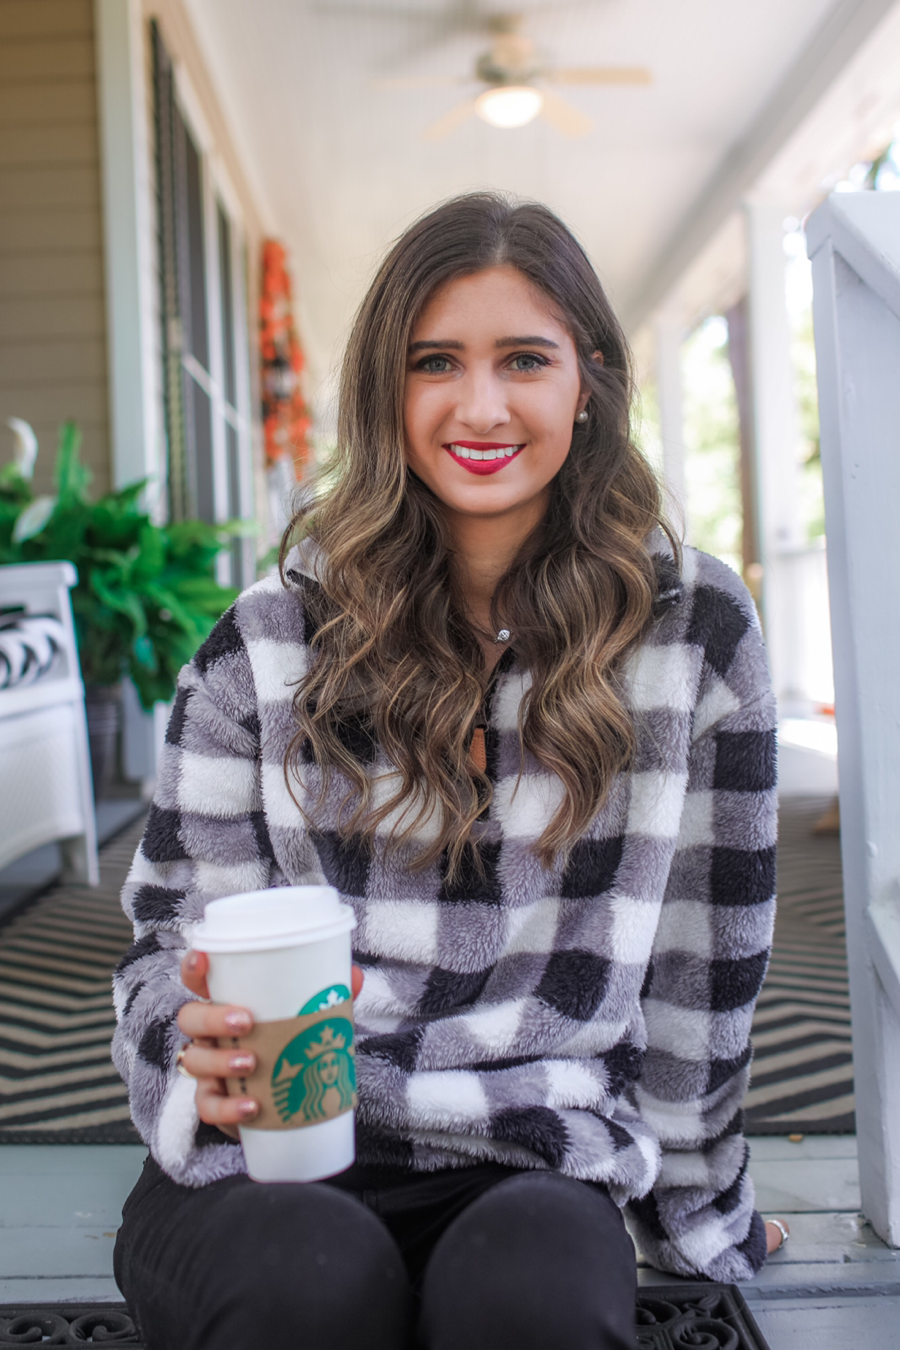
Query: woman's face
403 265 587 534
319 1052 340 1086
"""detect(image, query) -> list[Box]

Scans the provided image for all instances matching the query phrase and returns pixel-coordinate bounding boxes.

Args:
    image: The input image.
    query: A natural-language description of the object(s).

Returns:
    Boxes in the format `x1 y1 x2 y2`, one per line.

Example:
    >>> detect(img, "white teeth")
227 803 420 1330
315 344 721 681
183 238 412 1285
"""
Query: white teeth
449 444 520 461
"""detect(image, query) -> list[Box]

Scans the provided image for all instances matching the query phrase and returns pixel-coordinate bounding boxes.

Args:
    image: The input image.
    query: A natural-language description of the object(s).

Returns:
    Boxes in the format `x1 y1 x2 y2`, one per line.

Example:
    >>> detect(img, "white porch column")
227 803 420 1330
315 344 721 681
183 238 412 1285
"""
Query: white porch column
95 0 168 785
653 314 688 533
94 0 162 499
745 201 806 713
807 191 900 1247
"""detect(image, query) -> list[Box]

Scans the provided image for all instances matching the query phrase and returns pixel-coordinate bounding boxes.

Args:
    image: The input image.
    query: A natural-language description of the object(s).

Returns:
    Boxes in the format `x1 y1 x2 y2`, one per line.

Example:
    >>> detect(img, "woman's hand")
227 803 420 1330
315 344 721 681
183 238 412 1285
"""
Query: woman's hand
765 1219 790 1254
176 951 365 1142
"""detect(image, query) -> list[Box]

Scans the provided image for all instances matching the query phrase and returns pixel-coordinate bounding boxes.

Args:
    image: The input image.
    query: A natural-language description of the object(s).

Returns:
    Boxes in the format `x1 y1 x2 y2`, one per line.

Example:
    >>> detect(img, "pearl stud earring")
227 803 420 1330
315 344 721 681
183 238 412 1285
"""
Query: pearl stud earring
575 410 589 423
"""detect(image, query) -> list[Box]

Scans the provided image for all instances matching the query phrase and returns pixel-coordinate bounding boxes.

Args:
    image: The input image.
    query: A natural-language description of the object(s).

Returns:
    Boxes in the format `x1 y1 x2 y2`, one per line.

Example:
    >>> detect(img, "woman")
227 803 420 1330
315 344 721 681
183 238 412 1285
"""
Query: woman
112 193 786 1350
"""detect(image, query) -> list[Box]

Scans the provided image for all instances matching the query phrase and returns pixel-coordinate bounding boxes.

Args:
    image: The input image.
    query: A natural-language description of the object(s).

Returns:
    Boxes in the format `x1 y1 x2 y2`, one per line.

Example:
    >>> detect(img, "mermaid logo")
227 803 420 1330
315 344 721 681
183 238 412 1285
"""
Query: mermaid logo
271 1015 356 1125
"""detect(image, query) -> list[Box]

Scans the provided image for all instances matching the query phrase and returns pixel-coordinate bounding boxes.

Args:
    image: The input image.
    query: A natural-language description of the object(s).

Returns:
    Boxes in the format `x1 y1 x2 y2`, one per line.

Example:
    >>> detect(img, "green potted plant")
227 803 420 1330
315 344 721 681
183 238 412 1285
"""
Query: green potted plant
1 420 246 794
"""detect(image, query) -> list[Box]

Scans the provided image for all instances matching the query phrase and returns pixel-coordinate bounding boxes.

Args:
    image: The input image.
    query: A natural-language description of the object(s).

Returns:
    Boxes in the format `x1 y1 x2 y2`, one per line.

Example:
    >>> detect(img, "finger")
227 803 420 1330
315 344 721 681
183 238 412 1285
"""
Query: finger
195 1076 259 1130
181 1044 256 1081
351 965 364 1000
177 1000 253 1040
181 950 211 999
194 1078 241 1141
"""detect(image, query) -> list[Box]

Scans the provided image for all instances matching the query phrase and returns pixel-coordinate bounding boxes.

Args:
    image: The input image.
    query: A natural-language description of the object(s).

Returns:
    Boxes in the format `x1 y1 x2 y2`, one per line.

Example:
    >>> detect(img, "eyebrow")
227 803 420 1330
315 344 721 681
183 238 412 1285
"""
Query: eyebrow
408 335 560 352
496 335 559 349
408 339 464 352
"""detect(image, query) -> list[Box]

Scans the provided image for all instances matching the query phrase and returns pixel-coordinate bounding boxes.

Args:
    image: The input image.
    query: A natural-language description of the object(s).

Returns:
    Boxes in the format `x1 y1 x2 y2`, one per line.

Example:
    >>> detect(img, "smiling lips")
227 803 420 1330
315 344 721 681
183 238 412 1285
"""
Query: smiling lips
444 441 524 476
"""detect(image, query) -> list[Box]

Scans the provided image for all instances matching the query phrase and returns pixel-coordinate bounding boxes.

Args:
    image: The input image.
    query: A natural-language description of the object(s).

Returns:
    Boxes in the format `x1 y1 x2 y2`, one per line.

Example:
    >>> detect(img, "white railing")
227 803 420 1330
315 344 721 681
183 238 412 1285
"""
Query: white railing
0 563 99 886
807 190 900 1247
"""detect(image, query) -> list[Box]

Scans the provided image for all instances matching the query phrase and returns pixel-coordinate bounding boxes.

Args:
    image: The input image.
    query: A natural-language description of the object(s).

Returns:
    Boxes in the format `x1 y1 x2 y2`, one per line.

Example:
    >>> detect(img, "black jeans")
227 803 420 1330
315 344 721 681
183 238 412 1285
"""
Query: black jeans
115 1154 637 1350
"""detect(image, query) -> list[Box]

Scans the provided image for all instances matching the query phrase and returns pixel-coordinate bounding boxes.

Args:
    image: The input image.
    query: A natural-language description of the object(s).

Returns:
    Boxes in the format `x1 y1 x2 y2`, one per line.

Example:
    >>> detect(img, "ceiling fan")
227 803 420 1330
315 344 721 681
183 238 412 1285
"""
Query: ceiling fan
375 14 652 139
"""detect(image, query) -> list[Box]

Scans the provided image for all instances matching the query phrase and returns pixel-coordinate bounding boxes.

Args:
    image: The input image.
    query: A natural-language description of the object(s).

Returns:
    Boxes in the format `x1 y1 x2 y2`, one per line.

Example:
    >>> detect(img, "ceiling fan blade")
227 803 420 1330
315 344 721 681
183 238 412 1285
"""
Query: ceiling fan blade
373 74 467 91
547 66 653 86
424 97 478 141
538 87 593 138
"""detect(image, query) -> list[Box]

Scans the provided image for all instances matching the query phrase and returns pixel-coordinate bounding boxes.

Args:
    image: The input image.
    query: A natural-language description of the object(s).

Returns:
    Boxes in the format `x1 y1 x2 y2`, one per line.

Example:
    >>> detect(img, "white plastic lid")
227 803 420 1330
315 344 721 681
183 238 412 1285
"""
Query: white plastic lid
193 886 356 953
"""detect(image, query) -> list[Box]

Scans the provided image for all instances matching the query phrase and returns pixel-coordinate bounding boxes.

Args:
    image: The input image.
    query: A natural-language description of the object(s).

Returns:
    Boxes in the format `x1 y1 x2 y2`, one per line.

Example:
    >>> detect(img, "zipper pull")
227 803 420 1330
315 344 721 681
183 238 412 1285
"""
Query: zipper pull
472 723 485 777
469 725 487 773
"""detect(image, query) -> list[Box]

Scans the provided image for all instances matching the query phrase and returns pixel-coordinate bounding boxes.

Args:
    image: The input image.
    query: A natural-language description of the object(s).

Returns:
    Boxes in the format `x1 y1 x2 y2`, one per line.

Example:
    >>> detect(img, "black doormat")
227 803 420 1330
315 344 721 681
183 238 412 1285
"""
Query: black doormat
0 1305 138 1345
636 1284 770 1348
0 1287 771 1348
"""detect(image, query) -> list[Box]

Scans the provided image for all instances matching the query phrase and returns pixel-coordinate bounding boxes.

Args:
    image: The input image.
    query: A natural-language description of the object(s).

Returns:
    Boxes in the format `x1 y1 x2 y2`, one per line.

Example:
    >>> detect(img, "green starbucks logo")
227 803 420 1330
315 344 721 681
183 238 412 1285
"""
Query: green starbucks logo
298 985 350 1015
271 987 356 1125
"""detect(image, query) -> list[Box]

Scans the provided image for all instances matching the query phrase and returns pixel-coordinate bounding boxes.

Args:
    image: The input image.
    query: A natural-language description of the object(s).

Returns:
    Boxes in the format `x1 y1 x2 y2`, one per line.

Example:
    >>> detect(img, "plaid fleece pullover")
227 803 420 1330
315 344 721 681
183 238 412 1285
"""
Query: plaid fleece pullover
112 539 777 1282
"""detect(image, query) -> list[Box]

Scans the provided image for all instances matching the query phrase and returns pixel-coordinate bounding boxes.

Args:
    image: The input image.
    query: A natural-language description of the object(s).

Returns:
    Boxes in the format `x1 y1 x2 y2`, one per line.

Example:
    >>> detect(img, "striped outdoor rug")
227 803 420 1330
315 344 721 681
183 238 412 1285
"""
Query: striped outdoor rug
0 797 852 1143
0 817 144 1144
745 794 854 1134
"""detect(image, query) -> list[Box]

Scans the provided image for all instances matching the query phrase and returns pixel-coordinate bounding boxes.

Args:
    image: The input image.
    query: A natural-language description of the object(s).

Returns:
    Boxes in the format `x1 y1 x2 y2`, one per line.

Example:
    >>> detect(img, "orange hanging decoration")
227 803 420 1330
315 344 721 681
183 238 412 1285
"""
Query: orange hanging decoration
260 240 312 476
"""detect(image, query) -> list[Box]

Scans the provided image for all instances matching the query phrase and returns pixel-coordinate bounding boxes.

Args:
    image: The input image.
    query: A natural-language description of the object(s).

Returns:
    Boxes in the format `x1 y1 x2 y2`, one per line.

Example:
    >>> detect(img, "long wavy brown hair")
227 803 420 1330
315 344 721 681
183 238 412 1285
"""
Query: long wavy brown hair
281 192 676 879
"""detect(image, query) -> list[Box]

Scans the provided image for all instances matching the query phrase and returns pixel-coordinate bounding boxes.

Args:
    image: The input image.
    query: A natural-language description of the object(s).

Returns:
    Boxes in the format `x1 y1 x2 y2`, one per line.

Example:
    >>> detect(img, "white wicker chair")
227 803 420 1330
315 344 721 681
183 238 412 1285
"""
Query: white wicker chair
0 561 99 885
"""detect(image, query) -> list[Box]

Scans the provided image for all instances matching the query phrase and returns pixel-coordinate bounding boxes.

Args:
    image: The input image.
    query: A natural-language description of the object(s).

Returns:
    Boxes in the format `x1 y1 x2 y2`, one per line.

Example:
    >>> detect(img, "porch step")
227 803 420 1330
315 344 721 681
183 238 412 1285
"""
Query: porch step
2 1138 899 1348
0 1145 143 1303
743 1293 900 1350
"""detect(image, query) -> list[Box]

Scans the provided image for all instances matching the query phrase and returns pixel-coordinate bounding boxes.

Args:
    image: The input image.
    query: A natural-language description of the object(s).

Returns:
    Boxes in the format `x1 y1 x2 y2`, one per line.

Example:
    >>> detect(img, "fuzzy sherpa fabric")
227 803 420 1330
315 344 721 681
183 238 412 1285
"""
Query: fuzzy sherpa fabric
111 539 776 1281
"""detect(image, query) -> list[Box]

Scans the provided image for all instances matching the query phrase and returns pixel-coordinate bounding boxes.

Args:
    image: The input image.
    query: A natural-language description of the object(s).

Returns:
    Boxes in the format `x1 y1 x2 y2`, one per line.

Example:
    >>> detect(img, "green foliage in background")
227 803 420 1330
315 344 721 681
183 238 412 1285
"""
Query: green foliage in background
0 421 243 708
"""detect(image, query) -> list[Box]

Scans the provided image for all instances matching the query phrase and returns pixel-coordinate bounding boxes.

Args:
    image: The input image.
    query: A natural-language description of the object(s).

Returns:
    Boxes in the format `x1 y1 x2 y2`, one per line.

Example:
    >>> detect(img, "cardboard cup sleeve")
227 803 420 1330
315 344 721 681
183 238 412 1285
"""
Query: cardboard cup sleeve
223 998 357 1131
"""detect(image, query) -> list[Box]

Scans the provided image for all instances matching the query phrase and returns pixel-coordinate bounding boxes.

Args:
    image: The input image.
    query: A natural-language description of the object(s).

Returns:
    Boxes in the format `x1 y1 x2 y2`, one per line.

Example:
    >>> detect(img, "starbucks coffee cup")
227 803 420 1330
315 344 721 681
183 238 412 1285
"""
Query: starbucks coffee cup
192 886 357 1183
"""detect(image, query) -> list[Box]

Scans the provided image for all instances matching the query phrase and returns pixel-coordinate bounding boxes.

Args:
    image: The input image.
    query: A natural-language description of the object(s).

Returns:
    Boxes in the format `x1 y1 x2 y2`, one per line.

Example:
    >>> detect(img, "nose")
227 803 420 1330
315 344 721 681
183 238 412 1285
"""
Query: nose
455 366 511 435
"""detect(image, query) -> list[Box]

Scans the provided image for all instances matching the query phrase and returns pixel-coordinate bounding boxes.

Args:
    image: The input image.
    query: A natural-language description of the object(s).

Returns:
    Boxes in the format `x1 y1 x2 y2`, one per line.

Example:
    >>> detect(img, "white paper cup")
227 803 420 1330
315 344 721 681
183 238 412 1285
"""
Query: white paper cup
192 886 357 1183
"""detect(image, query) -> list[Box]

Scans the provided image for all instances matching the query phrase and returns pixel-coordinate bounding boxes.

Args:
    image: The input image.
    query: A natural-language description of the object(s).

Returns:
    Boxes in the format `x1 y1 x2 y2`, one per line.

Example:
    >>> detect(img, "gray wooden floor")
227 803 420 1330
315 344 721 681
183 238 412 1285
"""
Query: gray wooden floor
2 1135 898 1346
0 1144 144 1303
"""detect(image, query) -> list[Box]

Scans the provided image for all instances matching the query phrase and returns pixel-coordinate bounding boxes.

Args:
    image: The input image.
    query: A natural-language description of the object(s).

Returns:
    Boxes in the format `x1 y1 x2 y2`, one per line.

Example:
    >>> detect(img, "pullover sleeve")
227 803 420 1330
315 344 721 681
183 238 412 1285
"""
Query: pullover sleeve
628 578 777 1281
111 605 320 1186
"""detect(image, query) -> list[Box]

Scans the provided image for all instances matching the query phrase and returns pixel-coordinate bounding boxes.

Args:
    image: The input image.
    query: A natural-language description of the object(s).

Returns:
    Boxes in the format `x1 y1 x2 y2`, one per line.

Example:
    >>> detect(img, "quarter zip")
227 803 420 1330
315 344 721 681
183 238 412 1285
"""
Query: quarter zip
467 647 514 775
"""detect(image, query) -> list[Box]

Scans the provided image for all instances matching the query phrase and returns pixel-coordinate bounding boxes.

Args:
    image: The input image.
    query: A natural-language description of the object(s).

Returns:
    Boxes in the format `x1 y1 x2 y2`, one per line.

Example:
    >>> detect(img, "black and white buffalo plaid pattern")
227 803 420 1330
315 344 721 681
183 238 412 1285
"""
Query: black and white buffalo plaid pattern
112 538 776 1281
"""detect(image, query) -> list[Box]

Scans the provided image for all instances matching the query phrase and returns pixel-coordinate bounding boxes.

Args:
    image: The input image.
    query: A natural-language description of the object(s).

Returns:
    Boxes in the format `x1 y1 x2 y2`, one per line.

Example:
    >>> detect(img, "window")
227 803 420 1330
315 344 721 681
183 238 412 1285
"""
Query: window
152 23 253 586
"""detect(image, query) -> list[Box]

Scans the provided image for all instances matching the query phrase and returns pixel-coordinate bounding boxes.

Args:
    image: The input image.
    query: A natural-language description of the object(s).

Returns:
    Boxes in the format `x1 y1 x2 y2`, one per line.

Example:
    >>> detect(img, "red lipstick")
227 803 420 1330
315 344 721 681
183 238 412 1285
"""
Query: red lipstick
443 442 524 476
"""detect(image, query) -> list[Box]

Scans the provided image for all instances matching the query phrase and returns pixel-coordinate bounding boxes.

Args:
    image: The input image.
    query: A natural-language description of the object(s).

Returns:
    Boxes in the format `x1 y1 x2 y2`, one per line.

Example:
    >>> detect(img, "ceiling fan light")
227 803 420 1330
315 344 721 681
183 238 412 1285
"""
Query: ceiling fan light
475 85 543 129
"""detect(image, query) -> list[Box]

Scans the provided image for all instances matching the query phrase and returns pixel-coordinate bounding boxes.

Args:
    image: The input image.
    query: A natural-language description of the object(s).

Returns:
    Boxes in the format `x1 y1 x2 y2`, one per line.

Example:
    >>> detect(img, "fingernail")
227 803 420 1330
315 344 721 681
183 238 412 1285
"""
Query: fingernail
186 951 199 971
224 1010 251 1033
237 1099 258 1119
229 1053 254 1073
